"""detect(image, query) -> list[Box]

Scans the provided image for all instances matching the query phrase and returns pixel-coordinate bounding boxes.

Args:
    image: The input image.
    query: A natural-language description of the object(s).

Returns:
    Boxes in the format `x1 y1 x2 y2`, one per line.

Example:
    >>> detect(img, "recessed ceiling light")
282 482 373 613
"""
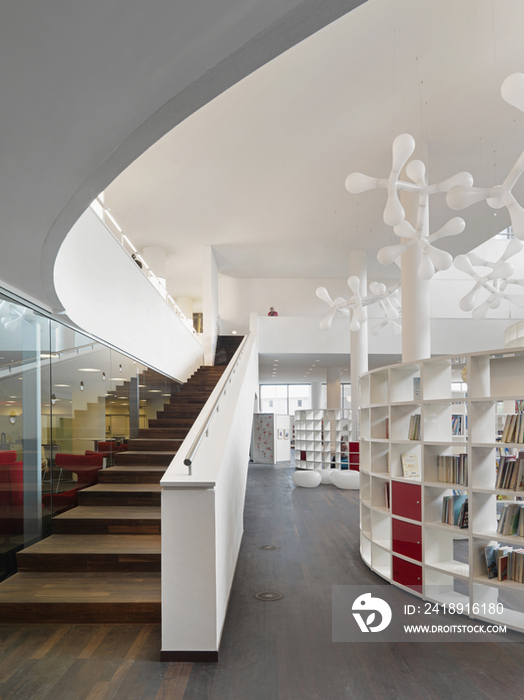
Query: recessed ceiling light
149 389 162 393
232 330 237 334
54 384 70 387
78 368 100 372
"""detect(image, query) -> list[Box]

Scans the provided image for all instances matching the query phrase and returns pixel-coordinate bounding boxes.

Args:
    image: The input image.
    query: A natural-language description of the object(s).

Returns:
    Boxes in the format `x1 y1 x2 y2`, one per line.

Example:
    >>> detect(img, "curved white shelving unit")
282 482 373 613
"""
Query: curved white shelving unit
359 348 524 634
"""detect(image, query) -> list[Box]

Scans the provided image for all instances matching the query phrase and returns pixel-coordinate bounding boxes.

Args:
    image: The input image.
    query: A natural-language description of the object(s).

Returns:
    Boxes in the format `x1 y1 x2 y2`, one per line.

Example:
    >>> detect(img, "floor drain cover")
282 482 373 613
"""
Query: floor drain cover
258 545 279 550
255 591 284 601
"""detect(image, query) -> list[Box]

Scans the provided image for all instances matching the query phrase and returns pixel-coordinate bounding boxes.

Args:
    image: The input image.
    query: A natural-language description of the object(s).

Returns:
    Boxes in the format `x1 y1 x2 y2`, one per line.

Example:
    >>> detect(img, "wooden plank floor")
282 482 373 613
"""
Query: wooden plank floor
1 460 524 699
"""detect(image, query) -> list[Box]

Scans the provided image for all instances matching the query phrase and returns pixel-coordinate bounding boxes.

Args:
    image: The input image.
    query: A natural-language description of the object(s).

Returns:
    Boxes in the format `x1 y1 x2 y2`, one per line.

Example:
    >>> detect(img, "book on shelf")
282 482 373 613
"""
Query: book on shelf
401 452 420 478
413 377 421 401
501 414 524 444
495 453 524 491
484 545 498 579
408 414 421 440
441 495 468 527
451 414 464 436
384 482 390 510
498 554 508 582
497 502 524 536
437 454 468 486
484 544 524 583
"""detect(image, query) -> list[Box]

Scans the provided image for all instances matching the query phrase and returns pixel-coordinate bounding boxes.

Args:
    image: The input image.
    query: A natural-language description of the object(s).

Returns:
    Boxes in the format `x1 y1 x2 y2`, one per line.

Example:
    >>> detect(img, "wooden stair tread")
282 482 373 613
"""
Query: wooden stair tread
18 534 161 555
82 483 162 493
0 572 161 603
53 506 161 520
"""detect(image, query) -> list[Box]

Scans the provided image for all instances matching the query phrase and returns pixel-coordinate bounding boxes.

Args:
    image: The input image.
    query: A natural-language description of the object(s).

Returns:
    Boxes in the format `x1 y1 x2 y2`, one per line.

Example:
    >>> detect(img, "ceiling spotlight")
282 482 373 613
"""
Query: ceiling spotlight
119 364 123 372
80 381 84 391
51 394 56 405
232 330 237 334
102 372 106 380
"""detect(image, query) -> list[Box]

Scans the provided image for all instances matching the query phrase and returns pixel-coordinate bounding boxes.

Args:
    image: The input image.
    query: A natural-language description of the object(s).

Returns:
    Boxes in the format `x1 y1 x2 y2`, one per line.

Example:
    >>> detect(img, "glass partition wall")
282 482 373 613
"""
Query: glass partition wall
0 292 176 582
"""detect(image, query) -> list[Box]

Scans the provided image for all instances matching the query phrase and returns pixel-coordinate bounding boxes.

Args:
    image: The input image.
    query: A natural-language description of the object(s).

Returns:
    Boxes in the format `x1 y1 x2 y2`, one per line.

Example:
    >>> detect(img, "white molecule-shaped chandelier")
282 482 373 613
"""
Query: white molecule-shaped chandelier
316 278 401 335
345 133 471 280
318 71 524 334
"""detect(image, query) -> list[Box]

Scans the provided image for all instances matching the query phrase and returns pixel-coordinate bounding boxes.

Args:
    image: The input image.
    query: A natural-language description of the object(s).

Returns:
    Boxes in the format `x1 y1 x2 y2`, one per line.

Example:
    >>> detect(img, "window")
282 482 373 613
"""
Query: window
260 384 311 415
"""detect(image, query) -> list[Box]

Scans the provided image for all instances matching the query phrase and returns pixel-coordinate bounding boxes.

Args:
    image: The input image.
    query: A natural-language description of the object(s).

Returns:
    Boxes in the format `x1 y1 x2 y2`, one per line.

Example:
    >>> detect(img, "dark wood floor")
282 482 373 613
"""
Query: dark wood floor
1 460 524 699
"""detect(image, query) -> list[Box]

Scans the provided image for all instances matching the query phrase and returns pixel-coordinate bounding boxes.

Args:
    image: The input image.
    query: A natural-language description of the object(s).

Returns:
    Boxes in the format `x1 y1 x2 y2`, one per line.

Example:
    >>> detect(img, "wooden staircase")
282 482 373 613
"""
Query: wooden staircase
0 365 226 623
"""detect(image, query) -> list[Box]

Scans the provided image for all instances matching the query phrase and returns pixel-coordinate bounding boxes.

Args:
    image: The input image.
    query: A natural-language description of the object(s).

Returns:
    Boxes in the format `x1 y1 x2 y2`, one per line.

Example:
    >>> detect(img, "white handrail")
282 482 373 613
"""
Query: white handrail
183 333 250 473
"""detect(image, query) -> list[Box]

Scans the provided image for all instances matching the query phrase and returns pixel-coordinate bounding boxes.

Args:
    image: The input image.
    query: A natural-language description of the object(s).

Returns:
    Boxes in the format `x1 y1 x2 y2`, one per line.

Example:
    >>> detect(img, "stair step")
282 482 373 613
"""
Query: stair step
99 466 167 483
16 534 161 572
52 506 161 535
0 572 161 623
127 439 182 451
114 451 176 466
78 483 161 507
138 429 190 440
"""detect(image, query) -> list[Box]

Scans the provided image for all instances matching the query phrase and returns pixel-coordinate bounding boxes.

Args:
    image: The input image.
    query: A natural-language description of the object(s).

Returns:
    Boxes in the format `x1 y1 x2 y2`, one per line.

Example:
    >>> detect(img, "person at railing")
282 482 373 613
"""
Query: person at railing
268 307 278 316
131 253 143 269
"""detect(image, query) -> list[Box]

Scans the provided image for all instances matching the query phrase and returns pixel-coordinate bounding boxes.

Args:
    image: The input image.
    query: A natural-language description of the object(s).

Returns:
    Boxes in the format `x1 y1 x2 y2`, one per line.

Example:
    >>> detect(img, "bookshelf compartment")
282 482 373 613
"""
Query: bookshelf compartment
392 518 422 562
360 503 371 537
392 481 421 521
470 492 498 537
371 510 391 548
370 406 388 439
424 484 468 529
490 354 524 398
371 544 391 581
392 556 422 593
371 476 390 511
370 370 388 405
424 528 469 579
469 401 495 444
422 359 453 401
424 570 470 608
390 404 419 441
371 442 389 474
390 364 420 403
470 446 497 490
424 402 453 442
389 442 421 481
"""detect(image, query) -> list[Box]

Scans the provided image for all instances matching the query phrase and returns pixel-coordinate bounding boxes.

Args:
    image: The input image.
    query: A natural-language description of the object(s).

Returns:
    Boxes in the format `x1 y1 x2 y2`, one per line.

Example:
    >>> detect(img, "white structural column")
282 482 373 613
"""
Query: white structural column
326 367 341 409
311 381 322 409
400 192 431 362
349 250 368 439
202 246 219 365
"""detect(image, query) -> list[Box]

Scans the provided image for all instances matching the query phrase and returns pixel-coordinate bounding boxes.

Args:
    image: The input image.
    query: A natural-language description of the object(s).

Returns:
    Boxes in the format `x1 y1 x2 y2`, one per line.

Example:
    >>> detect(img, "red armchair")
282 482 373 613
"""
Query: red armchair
55 453 104 490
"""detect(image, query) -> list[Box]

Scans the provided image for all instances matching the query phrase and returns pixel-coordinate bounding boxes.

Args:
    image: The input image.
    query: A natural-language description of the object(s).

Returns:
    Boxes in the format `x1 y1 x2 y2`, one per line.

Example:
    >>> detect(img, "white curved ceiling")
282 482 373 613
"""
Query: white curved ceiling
0 0 360 311
105 0 524 303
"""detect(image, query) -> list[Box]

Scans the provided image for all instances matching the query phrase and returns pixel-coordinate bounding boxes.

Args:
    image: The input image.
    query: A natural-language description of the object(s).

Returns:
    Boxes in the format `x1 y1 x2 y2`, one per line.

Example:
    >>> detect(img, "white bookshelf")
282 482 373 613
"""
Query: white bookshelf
294 409 352 470
359 348 524 634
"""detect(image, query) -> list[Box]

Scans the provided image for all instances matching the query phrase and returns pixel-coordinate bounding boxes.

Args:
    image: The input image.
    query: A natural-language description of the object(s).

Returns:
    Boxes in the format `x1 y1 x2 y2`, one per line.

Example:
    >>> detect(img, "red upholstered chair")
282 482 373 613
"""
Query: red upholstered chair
55 453 104 490
0 450 18 464
42 487 79 514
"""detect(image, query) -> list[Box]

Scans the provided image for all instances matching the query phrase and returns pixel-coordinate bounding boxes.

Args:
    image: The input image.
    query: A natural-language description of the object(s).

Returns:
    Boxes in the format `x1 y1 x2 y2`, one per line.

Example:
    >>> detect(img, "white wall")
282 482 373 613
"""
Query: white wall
54 208 203 382
161 332 257 656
